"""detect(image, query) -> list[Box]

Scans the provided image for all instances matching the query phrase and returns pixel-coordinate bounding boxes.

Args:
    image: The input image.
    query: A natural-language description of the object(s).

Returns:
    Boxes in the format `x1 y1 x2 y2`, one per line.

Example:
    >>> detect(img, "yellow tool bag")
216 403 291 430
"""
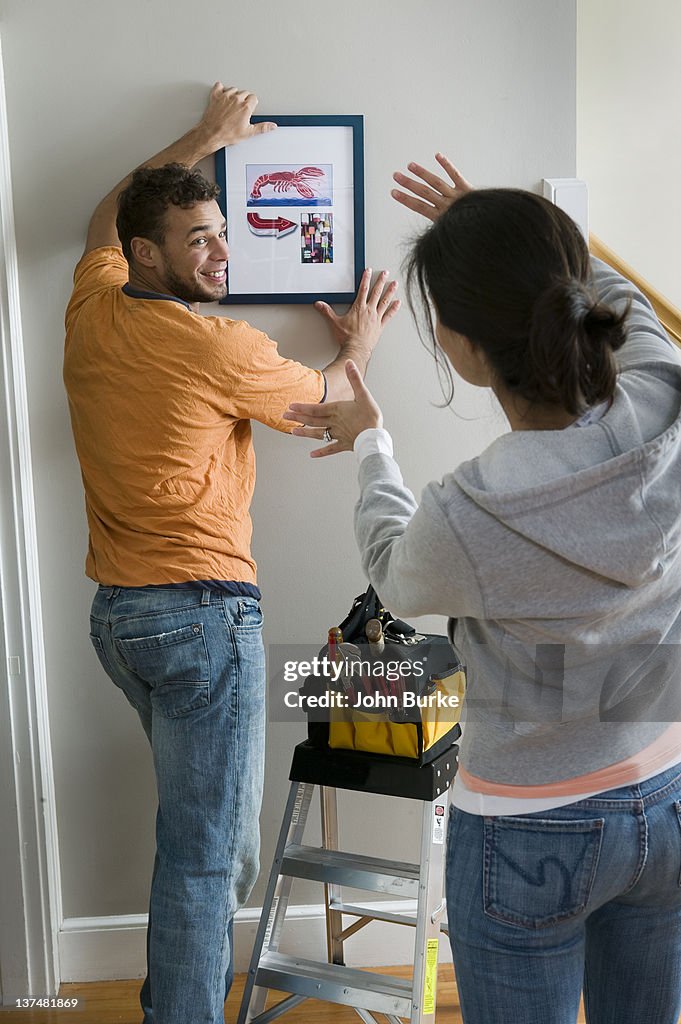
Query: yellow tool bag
301 586 465 765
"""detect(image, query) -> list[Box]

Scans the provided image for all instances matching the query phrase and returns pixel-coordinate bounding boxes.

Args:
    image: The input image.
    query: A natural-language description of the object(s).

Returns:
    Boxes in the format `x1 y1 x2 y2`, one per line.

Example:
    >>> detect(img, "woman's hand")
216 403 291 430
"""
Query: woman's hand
284 360 383 458
391 153 473 222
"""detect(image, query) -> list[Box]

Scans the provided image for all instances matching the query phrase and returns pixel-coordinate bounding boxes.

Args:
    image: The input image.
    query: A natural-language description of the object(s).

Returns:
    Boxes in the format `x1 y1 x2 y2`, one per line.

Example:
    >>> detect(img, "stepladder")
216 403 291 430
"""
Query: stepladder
238 738 459 1024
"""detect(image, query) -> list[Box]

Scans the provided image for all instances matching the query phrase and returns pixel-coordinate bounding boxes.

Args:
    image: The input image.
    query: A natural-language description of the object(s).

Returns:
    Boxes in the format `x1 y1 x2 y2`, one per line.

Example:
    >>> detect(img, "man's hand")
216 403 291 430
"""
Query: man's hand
316 268 399 354
83 82 274 255
285 360 383 458
391 153 473 221
317 269 400 402
196 83 276 151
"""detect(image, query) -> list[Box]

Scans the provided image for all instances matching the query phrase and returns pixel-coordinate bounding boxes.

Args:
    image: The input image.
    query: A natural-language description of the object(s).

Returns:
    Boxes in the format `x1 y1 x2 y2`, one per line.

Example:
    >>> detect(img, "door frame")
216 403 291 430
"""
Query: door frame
0 33 61 1004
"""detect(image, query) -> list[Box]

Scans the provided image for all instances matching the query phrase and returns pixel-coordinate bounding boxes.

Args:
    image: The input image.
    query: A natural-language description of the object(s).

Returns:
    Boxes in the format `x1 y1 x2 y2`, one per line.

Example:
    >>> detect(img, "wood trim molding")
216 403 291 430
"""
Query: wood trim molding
590 234 681 346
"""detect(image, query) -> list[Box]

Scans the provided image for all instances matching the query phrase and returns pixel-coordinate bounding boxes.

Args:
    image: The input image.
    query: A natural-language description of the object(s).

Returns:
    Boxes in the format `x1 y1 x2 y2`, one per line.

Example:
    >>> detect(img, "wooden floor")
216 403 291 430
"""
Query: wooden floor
0 966 589 1023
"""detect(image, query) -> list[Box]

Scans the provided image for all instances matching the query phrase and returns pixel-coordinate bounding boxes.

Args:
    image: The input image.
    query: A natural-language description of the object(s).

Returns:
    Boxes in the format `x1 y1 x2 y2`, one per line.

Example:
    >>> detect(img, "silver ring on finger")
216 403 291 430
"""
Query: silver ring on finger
323 427 333 443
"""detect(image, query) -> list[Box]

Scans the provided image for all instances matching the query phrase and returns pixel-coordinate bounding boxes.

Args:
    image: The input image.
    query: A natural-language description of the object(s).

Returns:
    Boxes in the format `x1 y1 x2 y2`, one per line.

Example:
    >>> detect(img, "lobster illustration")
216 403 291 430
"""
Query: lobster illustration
250 166 326 200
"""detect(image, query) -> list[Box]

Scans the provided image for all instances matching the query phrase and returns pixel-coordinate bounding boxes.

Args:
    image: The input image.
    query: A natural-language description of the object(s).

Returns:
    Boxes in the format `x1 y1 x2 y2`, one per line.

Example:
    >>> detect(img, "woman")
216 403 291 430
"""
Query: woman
285 158 681 1024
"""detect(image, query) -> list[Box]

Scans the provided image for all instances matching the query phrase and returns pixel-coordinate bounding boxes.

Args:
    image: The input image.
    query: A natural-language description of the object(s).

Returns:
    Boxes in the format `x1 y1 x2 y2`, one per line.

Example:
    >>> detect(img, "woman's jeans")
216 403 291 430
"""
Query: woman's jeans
446 762 681 1024
90 585 266 1024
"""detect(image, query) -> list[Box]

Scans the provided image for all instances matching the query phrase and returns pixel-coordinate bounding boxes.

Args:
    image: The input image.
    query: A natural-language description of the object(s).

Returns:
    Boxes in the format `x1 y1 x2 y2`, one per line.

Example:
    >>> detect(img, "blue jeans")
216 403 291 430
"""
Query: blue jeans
90 585 266 1024
446 762 681 1024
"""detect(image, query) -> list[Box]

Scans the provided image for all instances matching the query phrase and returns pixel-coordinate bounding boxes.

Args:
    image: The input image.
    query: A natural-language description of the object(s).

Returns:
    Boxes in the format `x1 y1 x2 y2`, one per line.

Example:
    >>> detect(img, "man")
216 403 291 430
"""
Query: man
63 82 398 1024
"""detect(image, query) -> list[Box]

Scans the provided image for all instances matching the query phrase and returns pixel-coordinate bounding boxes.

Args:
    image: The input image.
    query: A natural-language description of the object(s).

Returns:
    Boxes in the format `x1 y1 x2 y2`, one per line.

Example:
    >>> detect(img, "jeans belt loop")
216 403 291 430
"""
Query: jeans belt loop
109 587 121 600
201 588 211 607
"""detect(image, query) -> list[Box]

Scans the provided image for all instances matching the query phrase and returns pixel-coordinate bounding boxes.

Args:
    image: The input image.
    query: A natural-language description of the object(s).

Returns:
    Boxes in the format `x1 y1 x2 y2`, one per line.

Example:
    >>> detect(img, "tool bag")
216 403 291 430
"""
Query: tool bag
300 586 465 764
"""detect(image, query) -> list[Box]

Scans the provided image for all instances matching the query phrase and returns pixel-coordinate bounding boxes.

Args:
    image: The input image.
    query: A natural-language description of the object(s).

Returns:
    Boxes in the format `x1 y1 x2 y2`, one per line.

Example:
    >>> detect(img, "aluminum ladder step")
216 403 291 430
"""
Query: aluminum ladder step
255 951 413 1018
331 900 418 928
281 844 420 897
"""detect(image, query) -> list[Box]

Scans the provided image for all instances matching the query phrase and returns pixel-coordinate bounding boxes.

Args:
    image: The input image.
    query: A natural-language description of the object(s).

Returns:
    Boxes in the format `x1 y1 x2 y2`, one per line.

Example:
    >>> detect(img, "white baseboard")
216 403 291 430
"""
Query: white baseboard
59 915 148 983
59 901 451 983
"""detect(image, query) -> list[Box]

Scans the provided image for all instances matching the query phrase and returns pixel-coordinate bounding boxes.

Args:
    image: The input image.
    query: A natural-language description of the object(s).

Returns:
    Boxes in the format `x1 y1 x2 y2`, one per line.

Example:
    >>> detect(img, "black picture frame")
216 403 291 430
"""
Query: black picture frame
215 115 364 305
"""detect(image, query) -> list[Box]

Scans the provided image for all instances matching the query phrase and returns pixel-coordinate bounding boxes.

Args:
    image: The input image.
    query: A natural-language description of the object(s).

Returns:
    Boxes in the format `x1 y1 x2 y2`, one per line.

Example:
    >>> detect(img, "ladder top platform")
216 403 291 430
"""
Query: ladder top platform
289 739 459 801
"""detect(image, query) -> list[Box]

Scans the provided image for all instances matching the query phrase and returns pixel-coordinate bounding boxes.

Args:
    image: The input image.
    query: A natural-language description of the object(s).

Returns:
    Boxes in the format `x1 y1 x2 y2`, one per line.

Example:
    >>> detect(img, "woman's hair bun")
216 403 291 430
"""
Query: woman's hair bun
527 278 629 414
583 299 628 353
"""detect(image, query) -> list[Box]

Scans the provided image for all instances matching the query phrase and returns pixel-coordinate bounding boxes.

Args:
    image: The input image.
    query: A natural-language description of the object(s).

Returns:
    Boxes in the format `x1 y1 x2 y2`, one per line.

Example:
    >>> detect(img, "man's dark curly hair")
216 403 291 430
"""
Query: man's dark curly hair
116 163 221 263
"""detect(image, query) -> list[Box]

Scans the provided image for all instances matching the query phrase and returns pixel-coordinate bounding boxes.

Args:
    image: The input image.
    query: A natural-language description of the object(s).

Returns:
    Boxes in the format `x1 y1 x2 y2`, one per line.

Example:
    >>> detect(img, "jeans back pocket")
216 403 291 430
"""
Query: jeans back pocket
115 622 210 718
483 815 604 928
89 633 115 677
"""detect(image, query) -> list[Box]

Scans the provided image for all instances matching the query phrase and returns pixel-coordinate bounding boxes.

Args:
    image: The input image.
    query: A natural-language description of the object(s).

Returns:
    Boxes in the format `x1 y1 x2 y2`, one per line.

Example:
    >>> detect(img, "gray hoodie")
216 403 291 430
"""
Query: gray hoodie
355 258 681 785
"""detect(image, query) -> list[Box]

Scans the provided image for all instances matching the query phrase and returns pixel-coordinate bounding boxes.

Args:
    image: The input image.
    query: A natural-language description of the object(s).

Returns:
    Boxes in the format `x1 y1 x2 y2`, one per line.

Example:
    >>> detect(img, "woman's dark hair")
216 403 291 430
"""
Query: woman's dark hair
116 163 220 264
406 189 629 416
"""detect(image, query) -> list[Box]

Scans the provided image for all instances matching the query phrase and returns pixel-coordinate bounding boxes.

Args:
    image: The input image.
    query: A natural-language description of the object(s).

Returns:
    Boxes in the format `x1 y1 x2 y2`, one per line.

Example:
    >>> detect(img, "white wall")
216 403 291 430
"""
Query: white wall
577 0 681 308
1 0 576 974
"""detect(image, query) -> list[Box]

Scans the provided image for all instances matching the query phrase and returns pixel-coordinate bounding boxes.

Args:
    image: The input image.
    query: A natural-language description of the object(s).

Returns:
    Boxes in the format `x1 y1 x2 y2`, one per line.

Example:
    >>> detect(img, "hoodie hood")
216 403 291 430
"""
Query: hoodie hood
454 369 681 588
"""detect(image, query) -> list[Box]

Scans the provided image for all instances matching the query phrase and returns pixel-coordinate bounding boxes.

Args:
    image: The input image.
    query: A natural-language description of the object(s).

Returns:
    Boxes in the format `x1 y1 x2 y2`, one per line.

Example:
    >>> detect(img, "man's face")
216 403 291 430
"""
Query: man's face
155 200 229 303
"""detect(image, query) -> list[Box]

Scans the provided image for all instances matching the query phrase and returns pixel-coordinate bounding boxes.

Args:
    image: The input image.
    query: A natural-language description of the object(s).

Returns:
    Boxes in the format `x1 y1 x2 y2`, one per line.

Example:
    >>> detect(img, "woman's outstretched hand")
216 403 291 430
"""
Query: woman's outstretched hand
284 360 383 458
391 153 473 221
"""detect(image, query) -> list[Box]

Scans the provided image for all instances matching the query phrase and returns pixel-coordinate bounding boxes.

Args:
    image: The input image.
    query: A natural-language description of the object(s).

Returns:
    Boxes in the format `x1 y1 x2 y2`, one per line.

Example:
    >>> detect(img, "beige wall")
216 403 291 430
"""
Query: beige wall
1 0 576 927
577 0 681 308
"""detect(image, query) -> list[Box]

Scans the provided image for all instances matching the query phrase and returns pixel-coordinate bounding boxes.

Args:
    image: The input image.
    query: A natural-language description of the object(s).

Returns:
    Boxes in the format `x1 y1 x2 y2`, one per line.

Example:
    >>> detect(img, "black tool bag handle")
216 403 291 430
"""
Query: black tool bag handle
339 585 419 645
338 585 383 642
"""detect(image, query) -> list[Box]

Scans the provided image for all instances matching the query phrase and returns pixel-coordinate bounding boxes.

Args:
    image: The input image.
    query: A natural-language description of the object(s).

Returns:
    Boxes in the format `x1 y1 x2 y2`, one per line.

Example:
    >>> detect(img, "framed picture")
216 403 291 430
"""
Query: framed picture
215 115 364 304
